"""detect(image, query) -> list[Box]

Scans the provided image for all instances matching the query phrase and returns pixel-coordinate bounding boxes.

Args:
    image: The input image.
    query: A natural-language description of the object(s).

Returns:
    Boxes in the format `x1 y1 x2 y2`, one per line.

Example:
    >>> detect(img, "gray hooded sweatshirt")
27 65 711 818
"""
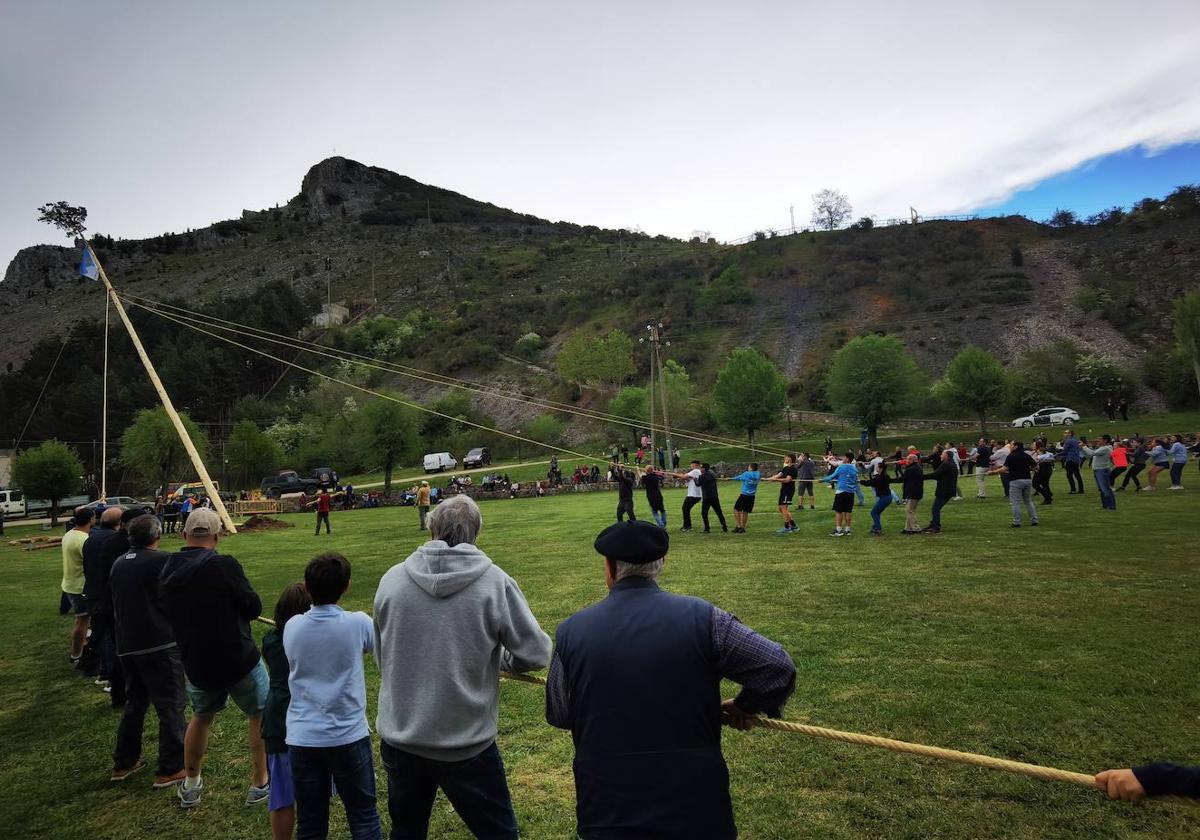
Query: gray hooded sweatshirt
374 540 552 761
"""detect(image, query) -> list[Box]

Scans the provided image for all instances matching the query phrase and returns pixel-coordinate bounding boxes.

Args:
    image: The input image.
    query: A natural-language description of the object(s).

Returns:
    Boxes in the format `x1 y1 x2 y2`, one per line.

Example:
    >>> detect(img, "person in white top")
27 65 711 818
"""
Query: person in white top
671 460 704 531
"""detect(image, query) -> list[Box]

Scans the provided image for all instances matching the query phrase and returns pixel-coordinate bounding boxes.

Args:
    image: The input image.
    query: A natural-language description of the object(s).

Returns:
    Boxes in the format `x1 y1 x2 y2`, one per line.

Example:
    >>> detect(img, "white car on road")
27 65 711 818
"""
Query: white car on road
1011 406 1080 428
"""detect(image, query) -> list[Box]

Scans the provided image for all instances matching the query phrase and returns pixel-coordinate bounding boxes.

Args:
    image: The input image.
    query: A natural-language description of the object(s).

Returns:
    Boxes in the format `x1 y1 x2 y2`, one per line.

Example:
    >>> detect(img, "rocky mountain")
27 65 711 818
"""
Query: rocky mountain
3 157 1197 441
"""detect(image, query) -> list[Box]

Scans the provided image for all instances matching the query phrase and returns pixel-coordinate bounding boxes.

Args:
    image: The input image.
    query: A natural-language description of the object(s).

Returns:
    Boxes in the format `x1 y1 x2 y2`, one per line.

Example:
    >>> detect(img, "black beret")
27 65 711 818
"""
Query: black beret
593 520 669 564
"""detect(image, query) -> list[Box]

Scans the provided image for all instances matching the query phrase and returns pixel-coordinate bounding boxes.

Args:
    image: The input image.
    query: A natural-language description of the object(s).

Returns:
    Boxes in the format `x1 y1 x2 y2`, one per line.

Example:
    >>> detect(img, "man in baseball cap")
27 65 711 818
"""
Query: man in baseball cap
545 520 797 838
160 506 269 808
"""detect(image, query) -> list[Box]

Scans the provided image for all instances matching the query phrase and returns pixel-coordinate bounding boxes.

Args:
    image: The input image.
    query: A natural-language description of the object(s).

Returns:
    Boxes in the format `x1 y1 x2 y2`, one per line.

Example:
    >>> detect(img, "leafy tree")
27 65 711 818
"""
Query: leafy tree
1074 352 1135 403
849 216 874 230
524 415 565 446
811 189 852 231
11 440 84 525
1047 208 1078 227
711 348 787 447
1172 290 1200 401
357 396 420 494
933 346 1009 435
555 328 635 390
697 266 753 310
225 420 281 490
827 335 923 448
37 201 88 237
120 407 210 497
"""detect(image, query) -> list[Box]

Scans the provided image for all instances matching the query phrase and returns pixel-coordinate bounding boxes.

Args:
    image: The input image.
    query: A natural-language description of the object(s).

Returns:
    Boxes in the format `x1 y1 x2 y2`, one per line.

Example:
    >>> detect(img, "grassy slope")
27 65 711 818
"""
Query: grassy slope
2 465 1199 838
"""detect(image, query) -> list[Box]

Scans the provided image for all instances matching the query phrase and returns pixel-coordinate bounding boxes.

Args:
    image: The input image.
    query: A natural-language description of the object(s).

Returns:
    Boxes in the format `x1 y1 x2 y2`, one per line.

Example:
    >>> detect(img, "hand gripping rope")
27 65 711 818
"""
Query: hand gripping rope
251 616 1165 799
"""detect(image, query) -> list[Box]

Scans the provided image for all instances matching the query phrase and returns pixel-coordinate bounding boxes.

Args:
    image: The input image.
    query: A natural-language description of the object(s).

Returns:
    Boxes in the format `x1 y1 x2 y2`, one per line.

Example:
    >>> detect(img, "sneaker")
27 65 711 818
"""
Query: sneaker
721 526 728 533
843 530 851 537
103 685 112 694
1030 521 1039 527
110 760 145 782
94 678 110 687
246 782 270 806
870 530 882 536
1169 486 1183 491
776 527 792 535
831 530 843 537
178 777 203 809
1011 523 1021 528
153 770 187 789
679 527 692 532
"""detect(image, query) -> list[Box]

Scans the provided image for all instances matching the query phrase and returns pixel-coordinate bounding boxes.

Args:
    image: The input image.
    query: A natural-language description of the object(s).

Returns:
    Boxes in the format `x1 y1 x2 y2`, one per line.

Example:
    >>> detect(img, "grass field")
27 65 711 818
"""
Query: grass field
2 466 1199 838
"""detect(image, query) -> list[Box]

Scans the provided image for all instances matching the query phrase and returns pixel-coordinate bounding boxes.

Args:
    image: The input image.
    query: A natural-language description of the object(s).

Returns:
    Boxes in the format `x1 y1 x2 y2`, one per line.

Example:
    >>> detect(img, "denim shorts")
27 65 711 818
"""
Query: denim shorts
186 659 269 717
65 592 88 616
267 752 295 811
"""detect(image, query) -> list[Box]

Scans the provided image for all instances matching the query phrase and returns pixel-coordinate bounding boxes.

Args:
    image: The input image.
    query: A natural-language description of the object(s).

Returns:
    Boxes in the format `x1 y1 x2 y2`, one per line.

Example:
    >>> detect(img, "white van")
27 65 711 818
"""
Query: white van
0 489 26 518
423 452 458 473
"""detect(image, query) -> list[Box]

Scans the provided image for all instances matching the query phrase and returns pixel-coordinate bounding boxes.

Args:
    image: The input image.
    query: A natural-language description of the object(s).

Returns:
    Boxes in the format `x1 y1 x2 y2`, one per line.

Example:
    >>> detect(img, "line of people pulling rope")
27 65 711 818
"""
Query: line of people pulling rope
59 488 1199 840
603 429 1197 538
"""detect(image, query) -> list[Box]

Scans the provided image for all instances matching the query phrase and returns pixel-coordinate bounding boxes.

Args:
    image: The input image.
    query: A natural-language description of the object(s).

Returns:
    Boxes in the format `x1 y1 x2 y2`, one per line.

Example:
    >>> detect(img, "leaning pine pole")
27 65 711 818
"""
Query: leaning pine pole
83 239 238 534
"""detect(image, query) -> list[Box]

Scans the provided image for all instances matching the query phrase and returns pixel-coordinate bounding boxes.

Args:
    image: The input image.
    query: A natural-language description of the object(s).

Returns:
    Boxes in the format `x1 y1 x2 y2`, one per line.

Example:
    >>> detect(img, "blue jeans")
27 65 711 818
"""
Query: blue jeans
380 740 518 840
869 496 890 531
290 736 381 840
854 484 865 505
1094 469 1116 509
1170 462 1184 486
651 508 667 528
929 495 950 529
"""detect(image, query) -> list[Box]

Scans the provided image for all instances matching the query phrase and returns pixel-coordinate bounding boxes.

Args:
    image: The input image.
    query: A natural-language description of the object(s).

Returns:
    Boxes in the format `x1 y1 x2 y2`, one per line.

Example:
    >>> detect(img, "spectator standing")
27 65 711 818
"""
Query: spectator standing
546 521 796 839
315 489 332 535
108 515 187 787
1118 397 1130 421
416 481 431 530
261 582 311 840
62 507 94 666
374 496 551 839
159 508 269 808
285 553 381 840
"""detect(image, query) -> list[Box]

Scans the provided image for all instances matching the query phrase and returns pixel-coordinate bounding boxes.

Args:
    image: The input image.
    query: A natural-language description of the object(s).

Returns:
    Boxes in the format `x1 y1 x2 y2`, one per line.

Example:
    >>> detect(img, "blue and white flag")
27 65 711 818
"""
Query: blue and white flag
79 246 99 281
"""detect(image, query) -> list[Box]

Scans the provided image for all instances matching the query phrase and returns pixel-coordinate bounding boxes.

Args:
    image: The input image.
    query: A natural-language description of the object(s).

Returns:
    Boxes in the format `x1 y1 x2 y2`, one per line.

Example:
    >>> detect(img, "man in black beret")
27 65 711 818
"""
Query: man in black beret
546 521 797 839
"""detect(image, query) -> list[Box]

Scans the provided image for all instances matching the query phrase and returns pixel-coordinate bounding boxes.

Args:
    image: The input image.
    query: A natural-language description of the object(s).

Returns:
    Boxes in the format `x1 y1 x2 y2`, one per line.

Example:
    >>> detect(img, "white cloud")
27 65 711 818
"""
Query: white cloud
2 0 1199 263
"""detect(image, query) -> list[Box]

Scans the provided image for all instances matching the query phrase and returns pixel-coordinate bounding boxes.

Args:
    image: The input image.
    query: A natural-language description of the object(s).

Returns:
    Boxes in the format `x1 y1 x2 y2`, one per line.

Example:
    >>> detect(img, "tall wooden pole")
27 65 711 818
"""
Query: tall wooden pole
101 295 109 500
84 240 238 534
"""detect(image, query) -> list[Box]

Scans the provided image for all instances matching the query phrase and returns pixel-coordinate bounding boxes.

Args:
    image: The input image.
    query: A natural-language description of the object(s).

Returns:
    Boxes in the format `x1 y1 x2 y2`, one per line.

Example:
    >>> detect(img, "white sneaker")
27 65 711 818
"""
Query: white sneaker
1168 486 1183 491
178 777 203 809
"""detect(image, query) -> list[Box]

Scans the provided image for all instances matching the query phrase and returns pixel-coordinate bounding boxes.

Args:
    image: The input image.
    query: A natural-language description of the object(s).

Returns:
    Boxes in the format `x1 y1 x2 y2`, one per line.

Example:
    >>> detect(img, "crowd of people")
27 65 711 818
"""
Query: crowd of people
57 497 811 837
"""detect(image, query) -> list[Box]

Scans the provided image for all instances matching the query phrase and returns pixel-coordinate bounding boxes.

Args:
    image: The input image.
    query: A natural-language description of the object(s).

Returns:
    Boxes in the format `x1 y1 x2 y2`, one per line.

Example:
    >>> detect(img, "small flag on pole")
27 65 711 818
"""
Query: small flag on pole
80 246 99 281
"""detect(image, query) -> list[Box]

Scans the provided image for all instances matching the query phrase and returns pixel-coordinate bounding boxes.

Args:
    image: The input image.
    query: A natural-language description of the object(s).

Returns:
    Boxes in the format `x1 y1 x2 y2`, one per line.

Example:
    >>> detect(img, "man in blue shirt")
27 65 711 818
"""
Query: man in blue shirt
283 552 380 840
1061 430 1084 494
820 452 861 536
727 462 761 533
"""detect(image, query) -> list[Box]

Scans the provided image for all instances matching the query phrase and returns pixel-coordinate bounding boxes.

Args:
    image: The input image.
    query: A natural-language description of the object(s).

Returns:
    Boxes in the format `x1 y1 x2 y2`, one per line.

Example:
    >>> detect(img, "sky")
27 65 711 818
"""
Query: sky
2 1 1200 269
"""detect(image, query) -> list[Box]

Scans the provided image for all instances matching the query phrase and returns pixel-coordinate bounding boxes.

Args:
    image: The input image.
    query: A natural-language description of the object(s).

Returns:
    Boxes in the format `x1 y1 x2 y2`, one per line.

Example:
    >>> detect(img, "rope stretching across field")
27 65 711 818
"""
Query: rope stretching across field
250 615 1094 792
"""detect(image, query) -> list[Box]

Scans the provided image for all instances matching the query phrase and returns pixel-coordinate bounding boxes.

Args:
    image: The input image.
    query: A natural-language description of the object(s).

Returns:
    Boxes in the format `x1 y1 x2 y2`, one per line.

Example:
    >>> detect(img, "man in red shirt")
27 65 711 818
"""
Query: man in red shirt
315 490 332 535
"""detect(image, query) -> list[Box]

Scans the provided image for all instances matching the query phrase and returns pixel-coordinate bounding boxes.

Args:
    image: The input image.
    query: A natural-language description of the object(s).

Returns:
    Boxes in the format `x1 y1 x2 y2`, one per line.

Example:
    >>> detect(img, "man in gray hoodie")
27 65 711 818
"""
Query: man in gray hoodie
373 494 551 839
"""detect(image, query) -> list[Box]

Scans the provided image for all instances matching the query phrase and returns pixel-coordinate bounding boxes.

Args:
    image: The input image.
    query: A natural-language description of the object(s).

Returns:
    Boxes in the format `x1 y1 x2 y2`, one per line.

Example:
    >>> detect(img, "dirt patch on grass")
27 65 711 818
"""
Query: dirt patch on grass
238 516 294 532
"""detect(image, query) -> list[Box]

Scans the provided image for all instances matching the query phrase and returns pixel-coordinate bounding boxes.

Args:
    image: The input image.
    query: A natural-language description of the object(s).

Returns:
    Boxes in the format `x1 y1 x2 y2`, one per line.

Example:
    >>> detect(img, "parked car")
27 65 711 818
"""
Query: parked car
463 447 491 469
0 489 27 518
24 493 90 518
84 498 156 516
311 466 338 488
261 470 319 498
423 452 458 473
1011 406 1080 428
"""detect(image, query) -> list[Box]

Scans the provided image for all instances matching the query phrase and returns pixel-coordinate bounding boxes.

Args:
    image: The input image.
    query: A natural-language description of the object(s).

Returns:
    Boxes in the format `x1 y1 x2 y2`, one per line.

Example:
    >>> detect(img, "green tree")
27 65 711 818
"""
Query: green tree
524 414 565 446
358 396 421 494
711 348 787 447
934 346 1010 435
827 335 923 448
555 329 635 390
11 440 84 526
607 387 649 434
120 407 209 497
225 420 281 490
1173 289 1200 401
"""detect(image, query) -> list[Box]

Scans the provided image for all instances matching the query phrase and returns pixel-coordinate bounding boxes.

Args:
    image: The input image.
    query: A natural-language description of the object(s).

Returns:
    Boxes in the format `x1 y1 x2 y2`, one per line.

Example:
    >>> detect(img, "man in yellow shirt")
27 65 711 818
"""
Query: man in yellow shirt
416 481 432 530
62 507 94 663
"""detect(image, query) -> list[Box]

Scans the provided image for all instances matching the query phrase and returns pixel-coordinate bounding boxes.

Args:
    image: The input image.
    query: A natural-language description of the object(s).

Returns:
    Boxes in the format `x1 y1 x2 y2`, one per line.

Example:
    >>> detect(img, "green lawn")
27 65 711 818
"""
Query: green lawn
2 470 1198 838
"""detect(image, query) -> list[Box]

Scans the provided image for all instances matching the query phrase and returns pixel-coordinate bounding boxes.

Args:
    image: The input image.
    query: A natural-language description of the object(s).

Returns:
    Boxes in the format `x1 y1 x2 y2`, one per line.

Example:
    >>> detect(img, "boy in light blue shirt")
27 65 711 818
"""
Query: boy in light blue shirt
728 463 762 533
821 453 861 536
283 552 380 839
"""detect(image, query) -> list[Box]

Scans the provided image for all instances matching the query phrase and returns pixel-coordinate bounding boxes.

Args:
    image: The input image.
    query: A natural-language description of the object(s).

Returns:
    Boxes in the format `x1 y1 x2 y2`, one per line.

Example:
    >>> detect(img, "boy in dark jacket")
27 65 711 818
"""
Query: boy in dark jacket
159 509 269 809
262 583 312 840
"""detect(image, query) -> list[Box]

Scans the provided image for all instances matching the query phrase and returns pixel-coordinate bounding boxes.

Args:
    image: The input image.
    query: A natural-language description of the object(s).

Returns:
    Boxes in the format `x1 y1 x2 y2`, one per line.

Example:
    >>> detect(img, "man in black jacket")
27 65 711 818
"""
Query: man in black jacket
83 507 122 692
613 465 636 522
697 463 728 533
923 450 959 534
900 454 925 534
1096 763 1200 801
159 508 269 809
109 514 186 787
93 509 141 708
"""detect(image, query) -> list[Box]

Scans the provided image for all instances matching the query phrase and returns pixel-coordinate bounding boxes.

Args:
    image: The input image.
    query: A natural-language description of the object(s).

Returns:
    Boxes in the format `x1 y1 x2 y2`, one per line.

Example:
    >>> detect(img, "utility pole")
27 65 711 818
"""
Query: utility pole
324 256 332 318
643 323 673 465
789 204 796 234
644 325 656 464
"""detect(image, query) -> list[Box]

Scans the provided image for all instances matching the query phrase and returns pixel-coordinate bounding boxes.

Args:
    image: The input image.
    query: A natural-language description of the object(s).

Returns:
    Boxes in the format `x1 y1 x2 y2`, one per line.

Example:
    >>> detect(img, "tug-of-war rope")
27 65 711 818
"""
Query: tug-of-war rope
252 616 1142 797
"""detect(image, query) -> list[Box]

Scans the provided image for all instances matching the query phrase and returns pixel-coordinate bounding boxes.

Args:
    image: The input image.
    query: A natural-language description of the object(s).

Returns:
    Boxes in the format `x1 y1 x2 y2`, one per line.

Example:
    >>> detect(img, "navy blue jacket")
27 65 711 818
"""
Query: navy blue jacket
553 577 735 839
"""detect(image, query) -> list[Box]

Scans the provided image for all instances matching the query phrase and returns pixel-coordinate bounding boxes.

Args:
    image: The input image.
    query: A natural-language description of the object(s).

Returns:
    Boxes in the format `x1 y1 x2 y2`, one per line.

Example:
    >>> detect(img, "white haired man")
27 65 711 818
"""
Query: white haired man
374 495 551 839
